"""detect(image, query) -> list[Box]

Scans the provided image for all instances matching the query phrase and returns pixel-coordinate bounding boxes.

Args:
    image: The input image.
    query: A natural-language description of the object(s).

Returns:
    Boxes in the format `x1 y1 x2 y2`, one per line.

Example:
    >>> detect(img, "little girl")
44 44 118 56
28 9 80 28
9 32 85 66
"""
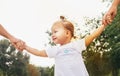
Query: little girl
19 16 111 76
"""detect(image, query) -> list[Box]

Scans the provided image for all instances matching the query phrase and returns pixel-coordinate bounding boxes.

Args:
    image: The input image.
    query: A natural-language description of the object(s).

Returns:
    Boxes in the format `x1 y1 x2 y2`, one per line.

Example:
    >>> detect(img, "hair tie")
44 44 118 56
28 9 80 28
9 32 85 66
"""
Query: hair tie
60 16 65 21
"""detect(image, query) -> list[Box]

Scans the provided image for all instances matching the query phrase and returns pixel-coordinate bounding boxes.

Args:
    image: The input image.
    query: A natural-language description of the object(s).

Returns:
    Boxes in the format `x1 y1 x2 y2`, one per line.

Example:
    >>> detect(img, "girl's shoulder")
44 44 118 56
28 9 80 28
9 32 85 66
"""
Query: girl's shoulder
71 38 85 43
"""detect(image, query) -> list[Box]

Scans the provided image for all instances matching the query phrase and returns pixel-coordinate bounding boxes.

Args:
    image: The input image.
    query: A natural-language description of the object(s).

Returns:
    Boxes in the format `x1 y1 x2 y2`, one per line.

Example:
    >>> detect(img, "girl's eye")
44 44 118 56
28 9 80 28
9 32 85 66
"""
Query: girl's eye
52 31 57 35
54 31 57 33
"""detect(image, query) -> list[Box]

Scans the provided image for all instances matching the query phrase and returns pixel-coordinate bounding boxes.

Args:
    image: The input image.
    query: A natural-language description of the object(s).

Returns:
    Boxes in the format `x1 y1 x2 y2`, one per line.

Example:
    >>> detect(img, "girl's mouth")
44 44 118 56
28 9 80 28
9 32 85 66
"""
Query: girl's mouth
52 37 57 41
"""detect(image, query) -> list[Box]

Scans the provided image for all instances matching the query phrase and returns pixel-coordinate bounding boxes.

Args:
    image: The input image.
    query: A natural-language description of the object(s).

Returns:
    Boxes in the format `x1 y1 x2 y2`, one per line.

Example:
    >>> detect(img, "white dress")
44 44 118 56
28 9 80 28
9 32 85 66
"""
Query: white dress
45 39 89 76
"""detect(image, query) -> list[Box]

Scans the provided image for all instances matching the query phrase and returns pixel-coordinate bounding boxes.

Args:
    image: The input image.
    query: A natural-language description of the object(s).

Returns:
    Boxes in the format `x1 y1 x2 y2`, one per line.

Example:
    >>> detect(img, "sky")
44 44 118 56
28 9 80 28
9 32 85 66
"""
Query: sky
0 0 110 67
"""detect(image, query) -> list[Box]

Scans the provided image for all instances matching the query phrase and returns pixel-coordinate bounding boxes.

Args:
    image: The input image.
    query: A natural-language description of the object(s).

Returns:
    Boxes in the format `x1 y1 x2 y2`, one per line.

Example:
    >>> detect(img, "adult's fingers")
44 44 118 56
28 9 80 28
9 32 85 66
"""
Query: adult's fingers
102 15 108 26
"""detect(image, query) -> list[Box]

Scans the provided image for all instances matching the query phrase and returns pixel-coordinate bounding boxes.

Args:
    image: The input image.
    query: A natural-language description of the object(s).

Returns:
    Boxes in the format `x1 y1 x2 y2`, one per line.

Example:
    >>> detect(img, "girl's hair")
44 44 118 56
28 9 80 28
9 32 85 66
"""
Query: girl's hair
59 16 74 38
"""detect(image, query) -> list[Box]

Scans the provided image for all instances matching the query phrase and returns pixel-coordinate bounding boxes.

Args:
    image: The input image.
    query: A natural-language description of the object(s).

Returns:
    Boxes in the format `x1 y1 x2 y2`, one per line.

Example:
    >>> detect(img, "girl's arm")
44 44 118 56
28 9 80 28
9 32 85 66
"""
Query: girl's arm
85 24 106 47
25 45 48 57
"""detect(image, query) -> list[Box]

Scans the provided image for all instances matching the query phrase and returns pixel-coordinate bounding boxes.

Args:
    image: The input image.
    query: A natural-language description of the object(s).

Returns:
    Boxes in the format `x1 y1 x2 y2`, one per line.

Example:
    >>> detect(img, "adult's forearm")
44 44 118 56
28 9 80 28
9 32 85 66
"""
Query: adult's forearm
0 24 13 39
112 0 120 7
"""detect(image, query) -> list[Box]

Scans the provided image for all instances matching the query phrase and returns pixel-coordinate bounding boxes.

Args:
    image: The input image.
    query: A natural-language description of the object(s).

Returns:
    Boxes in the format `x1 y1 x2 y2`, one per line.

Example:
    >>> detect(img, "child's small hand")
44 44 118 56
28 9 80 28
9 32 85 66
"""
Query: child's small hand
17 40 25 51
102 14 113 26
106 15 112 24
12 39 25 51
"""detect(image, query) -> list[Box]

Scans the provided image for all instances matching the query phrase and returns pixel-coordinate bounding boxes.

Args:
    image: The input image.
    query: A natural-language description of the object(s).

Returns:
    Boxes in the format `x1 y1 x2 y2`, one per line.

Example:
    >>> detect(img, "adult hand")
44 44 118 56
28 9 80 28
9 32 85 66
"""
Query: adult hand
0 24 25 51
10 37 25 51
102 0 119 25
102 7 117 25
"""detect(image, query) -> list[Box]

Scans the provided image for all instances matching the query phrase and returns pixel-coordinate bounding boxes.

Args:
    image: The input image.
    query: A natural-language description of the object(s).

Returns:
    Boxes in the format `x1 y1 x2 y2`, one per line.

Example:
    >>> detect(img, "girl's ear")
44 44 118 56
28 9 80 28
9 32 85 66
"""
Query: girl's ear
66 30 71 37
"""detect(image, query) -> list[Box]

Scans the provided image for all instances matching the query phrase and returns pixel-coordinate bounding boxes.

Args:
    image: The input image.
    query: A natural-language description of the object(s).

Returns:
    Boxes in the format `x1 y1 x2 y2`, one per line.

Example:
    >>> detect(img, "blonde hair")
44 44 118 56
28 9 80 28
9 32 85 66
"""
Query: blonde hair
55 16 75 38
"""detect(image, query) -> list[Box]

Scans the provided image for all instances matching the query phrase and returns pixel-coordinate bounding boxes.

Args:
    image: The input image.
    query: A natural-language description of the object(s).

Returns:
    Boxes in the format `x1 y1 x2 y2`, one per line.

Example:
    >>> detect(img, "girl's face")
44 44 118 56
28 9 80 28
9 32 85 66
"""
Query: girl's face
51 23 71 45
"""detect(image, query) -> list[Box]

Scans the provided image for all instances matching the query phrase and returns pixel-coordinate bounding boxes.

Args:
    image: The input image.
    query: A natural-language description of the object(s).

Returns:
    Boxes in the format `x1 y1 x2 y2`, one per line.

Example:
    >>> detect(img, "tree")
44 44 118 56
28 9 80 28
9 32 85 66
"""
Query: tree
81 16 112 76
39 66 54 76
0 39 30 76
27 64 40 76
104 6 120 76
84 5 120 76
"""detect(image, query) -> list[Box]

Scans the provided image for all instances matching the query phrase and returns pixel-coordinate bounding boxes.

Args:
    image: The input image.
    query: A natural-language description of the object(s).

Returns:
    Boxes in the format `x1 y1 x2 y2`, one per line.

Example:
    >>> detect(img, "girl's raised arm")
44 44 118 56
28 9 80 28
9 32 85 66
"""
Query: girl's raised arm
85 24 107 47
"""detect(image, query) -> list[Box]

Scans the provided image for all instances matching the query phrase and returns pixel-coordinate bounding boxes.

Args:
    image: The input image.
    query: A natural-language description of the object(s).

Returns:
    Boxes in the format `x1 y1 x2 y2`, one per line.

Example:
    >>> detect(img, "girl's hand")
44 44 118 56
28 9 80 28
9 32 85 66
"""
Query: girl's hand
102 6 117 25
11 39 25 51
